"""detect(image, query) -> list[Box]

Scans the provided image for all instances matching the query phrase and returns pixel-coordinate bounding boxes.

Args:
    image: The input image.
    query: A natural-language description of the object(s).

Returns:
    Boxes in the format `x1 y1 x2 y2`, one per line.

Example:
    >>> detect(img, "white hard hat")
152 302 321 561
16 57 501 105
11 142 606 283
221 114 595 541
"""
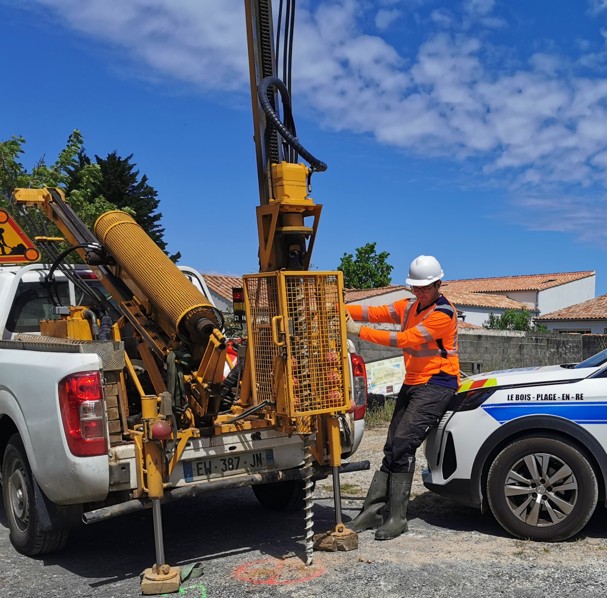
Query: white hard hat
406 255 444 286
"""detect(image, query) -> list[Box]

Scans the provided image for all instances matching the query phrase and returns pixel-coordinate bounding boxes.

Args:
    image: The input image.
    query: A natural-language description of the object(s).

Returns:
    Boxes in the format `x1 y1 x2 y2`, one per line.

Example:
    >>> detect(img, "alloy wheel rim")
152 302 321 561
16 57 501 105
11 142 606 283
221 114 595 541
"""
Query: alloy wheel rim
503 451 578 527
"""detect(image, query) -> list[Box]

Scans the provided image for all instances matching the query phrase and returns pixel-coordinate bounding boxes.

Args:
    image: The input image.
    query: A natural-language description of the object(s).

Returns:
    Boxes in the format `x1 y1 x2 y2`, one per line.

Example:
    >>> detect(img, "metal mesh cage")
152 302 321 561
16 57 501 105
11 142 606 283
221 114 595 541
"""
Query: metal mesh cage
244 271 350 418
243 274 282 407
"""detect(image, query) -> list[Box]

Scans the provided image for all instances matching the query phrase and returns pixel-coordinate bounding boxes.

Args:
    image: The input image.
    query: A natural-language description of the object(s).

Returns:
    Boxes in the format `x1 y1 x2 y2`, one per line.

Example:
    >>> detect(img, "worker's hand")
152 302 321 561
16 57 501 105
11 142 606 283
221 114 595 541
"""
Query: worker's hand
345 312 361 337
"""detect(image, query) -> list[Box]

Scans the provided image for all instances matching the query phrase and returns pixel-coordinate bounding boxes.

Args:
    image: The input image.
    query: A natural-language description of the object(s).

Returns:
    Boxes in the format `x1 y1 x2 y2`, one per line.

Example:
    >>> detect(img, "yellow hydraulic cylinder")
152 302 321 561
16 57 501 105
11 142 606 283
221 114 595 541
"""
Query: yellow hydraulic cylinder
94 210 220 345
325 416 342 468
141 395 164 499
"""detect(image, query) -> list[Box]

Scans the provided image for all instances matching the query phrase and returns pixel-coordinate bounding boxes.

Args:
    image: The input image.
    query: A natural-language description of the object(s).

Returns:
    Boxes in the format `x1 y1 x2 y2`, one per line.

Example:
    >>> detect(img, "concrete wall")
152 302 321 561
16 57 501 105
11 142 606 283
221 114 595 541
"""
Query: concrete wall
350 329 607 376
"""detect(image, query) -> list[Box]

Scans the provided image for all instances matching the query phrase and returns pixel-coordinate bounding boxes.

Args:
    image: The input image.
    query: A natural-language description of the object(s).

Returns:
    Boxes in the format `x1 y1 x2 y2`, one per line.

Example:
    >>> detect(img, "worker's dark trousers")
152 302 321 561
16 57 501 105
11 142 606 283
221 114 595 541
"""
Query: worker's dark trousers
381 383 454 474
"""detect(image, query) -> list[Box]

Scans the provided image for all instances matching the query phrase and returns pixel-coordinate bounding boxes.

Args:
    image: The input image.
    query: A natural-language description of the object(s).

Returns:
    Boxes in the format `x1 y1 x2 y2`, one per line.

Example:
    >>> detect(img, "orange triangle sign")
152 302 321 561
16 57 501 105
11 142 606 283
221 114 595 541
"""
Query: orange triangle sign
0 209 40 263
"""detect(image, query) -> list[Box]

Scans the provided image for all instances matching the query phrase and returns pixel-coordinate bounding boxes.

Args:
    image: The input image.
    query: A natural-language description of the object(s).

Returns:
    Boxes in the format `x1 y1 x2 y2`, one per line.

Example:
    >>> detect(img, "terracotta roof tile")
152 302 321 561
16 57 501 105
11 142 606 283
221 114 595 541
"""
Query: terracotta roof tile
442 289 533 311
207 270 582 313
536 294 607 321
459 320 484 330
442 271 594 293
345 285 531 311
204 274 243 302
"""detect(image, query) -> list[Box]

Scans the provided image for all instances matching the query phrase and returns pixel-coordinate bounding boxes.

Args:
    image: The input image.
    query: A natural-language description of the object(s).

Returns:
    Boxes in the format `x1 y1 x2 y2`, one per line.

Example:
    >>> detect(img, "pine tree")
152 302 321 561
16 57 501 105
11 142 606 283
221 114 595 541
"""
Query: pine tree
93 152 167 251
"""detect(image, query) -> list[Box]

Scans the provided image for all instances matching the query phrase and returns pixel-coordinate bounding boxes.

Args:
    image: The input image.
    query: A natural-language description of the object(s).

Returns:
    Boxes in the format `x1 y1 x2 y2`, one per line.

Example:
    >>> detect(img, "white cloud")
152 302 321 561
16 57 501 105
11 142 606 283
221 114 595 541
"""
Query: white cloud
462 0 505 29
588 0 607 15
430 9 455 28
463 0 495 17
529 53 562 75
32 0 249 91
19 0 607 246
375 8 400 31
511 194 607 247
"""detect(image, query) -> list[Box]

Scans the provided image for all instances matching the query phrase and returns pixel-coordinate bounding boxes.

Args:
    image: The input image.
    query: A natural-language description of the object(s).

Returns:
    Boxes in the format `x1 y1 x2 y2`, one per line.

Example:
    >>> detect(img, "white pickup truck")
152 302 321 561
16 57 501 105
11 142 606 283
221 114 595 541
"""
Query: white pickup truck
0 262 368 556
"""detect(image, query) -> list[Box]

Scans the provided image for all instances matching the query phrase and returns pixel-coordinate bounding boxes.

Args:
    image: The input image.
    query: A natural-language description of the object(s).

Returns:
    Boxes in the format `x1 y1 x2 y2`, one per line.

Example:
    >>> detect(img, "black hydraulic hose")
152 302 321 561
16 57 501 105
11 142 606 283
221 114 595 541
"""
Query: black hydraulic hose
282 1 291 88
276 0 283 76
47 243 108 310
286 0 296 98
258 76 327 172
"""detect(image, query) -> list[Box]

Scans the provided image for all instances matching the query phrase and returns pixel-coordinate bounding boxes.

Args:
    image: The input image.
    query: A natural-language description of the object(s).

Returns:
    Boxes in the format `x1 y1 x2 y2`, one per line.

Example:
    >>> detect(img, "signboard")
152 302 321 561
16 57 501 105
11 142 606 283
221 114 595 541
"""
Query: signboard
365 356 405 396
0 209 40 263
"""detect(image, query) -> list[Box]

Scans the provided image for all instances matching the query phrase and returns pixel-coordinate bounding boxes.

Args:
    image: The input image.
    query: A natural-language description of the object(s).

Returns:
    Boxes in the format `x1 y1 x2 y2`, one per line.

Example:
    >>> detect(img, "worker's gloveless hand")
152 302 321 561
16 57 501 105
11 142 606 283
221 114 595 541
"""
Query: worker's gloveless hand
345 312 361 336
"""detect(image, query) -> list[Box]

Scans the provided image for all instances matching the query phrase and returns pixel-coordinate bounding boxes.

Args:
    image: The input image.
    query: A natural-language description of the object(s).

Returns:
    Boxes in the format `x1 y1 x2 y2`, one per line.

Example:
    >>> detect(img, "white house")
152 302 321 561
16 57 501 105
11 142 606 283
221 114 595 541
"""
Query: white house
204 270 600 332
203 274 243 312
344 284 534 328
535 294 607 334
441 271 595 316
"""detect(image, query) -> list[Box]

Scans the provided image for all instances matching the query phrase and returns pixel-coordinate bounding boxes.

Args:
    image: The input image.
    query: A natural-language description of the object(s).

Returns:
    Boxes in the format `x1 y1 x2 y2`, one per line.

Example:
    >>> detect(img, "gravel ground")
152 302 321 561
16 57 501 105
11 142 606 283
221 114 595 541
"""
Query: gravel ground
2 424 607 597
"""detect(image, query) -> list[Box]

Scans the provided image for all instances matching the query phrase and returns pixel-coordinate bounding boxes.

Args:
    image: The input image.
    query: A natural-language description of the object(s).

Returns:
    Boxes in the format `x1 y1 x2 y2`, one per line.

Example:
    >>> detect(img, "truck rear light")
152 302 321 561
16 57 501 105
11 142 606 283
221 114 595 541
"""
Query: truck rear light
350 353 368 420
59 371 107 457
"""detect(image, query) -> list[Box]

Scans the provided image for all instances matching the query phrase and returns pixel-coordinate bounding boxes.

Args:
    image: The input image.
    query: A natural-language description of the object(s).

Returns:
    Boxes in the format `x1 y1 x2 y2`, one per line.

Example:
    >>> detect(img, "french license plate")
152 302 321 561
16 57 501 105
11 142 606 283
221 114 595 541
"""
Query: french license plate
183 449 274 482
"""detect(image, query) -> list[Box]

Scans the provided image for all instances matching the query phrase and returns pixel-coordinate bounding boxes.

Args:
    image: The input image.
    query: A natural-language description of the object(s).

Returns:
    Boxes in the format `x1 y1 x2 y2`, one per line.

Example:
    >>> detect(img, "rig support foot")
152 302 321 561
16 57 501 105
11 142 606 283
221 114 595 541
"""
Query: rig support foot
313 523 359 552
140 563 181 595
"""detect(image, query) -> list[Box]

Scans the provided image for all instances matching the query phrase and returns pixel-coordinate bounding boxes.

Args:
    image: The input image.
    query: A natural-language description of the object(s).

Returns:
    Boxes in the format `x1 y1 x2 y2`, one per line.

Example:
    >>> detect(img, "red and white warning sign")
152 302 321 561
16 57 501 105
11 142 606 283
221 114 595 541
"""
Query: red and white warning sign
0 209 40 263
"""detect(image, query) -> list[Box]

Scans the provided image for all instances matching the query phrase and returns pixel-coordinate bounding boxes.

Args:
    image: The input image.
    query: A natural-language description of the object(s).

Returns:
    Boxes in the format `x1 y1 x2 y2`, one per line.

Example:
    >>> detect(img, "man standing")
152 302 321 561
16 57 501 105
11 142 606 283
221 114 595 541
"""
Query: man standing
345 255 459 540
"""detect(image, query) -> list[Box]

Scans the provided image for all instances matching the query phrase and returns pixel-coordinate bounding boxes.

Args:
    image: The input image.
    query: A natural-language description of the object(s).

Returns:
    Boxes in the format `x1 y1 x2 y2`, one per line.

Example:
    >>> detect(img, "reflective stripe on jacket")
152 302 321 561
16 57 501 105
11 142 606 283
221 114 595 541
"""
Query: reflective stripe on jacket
347 295 459 387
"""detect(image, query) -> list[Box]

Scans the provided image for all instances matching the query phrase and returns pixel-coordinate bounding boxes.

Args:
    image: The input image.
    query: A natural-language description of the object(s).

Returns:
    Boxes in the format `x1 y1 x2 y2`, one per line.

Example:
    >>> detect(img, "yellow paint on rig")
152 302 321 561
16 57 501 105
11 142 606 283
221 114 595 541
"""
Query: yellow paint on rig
325 416 342 467
271 162 310 204
140 395 165 499
243 270 351 421
40 306 96 340
94 210 221 343
144 440 165 499
256 163 322 272
12 188 49 206
0 208 40 263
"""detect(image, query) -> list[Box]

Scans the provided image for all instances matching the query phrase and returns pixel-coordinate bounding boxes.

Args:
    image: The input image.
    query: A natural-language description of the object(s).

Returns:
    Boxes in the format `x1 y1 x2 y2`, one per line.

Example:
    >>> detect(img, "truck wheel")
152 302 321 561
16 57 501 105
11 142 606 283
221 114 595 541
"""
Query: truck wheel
2 434 69 555
487 435 598 541
252 479 311 512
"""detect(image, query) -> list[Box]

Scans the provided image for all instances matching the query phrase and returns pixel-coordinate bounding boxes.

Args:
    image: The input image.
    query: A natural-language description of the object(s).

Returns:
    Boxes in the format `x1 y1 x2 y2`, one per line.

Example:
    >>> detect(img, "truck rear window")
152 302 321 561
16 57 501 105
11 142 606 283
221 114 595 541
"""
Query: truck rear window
6 281 70 333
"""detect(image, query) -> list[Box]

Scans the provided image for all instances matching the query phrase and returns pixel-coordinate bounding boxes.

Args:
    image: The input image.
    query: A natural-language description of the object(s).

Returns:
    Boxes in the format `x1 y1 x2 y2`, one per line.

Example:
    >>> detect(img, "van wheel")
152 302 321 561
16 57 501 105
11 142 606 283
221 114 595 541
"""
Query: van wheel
487 435 598 541
252 479 312 512
2 434 69 555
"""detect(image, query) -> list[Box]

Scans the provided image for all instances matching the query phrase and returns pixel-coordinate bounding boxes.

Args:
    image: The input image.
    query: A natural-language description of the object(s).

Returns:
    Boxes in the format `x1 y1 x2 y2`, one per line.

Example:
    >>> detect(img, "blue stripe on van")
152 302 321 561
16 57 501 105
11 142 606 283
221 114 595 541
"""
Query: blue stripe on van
483 402 607 425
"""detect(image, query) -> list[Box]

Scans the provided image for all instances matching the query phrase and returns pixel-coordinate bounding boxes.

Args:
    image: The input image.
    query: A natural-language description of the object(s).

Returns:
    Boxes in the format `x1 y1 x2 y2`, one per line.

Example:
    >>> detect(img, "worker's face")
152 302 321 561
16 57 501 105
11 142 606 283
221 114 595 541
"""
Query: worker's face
411 281 441 307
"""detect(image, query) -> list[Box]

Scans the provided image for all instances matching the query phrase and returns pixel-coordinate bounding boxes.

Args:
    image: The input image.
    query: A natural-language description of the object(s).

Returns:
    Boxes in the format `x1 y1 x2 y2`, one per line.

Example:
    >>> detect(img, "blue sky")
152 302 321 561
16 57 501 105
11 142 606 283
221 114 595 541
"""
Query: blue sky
3 1 607 296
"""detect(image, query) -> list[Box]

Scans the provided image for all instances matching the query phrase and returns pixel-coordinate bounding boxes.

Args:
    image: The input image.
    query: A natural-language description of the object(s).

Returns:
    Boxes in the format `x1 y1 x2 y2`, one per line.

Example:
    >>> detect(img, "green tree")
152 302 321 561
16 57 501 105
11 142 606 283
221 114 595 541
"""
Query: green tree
92 152 168 249
0 131 178 259
0 136 30 206
62 148 115 230
338 242 393 289
483 309 547 332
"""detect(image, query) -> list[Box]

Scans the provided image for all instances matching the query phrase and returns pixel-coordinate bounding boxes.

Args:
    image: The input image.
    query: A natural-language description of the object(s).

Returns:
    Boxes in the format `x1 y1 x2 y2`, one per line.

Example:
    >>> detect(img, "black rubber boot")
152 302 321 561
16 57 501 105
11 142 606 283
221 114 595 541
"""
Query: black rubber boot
374 472 413 541
346 471 389 532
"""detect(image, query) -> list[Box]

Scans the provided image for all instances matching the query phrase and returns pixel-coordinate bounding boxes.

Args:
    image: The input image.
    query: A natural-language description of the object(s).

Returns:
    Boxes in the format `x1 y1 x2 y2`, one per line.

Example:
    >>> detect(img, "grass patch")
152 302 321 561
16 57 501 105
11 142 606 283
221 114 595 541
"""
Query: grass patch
365 397 396 427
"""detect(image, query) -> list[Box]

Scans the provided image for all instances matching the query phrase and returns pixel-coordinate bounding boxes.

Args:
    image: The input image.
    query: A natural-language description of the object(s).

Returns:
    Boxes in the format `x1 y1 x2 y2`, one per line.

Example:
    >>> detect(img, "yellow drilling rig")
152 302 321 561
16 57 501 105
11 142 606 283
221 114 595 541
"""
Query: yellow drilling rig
2 1 363 594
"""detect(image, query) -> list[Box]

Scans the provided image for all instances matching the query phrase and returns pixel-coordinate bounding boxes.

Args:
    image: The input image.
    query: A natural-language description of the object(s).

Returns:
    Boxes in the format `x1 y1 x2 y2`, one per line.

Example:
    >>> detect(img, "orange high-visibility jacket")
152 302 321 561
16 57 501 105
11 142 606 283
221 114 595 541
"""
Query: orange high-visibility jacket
347 295 459 388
